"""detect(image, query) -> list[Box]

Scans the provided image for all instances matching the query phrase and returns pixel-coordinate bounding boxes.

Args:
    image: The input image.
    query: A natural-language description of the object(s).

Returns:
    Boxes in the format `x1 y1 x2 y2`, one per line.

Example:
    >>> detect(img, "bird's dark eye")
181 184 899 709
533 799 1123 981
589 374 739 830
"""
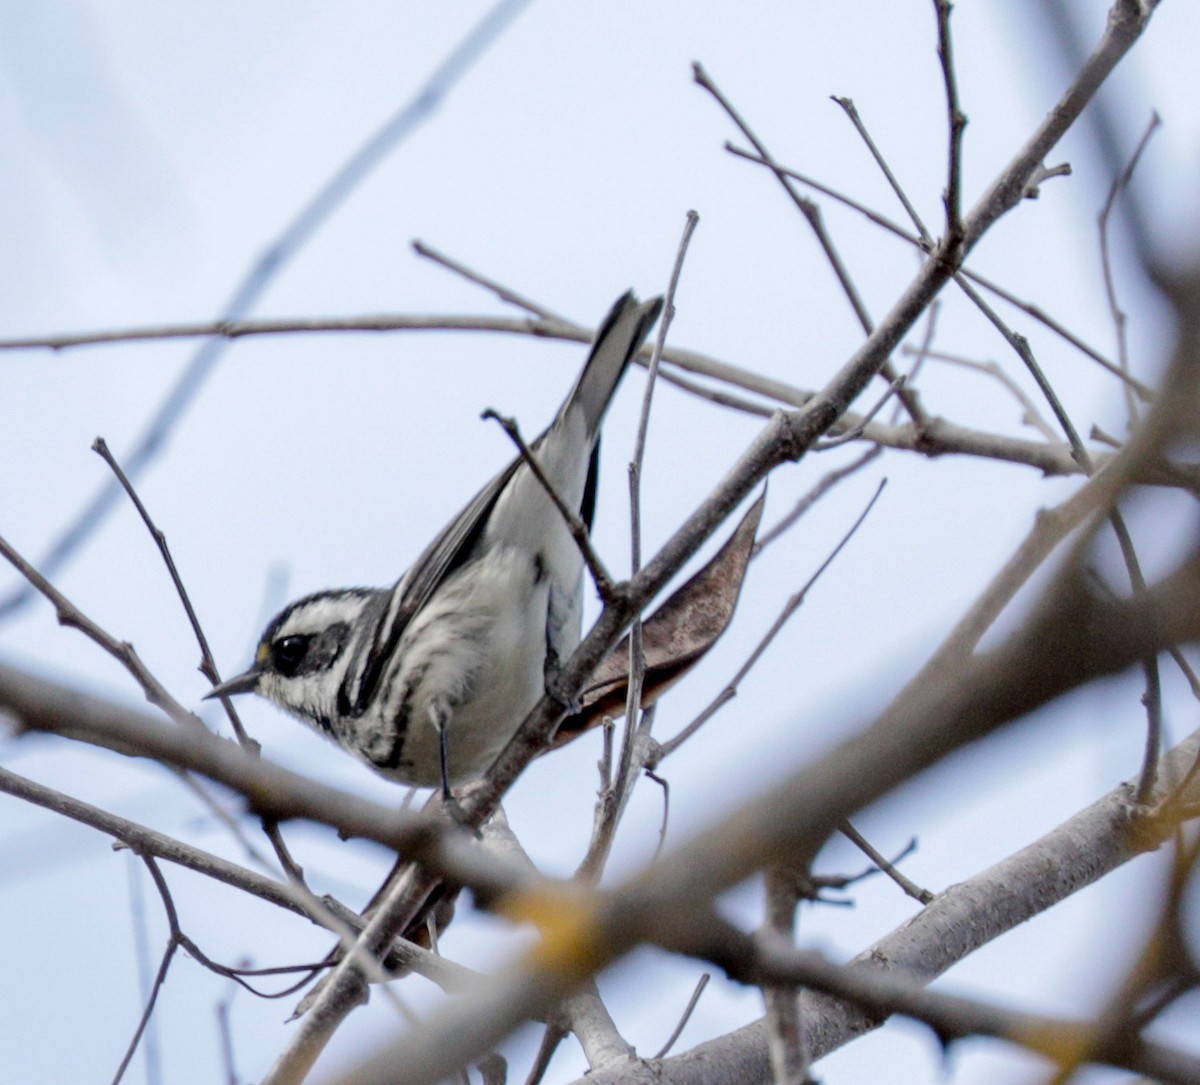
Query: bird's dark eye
271 634 312 678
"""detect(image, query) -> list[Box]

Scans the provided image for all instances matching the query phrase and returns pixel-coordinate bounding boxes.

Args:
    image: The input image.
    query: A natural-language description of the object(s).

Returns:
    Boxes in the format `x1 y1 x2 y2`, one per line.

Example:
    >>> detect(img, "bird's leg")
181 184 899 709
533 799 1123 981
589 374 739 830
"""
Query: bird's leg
428 696 457 807
542 595 582 715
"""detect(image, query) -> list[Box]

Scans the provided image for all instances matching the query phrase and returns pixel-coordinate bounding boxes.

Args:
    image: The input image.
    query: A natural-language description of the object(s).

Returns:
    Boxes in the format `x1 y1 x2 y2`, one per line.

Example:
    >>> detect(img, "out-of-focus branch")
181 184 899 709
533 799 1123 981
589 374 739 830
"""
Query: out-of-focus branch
0 659 536 909
580 726 1200 1085
0 763 474 992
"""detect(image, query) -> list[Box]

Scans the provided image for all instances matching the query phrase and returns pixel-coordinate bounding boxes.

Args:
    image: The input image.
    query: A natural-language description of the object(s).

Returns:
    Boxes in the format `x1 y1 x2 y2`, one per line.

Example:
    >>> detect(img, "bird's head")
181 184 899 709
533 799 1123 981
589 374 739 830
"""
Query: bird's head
205 588 379 728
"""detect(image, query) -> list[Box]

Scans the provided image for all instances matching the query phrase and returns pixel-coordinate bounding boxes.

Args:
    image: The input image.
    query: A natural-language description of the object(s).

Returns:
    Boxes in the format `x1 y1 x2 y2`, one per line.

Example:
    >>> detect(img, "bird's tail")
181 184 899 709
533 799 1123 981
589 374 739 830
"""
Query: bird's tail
565 291 663 437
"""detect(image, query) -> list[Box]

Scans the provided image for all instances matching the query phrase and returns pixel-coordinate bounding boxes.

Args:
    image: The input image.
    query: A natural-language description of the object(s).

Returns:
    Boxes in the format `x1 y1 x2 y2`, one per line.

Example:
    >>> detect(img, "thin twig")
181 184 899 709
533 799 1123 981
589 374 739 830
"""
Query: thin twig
0 531 196 727
655 366 776 417
0 307 1159 481
90 439 250 743
632 212 699 489
832 96 932 244
830 84 1099 475
381 238 771 424
814 375 906 449
0 313 561 351
171 770 280 873
646 767 671 862
111 856 183 1085
933 0 967 239
902 345 1060 441
652 973 711 1059
954 276 1091 469
837 818 933 904
522 1025 567 1085
481 409 616 601
126 855 164 1085
725 143 919 245
890 301 941 426
693 67 871 334
810 836 919 894
656 479 886 762
828 75 1169 790
133 854 385 1002
112 940 177 1085
756 446 882 552
1107 514 1162 804
1099 112 1160 426
413 238 561 319
951 275 1163 800
580 213 698 883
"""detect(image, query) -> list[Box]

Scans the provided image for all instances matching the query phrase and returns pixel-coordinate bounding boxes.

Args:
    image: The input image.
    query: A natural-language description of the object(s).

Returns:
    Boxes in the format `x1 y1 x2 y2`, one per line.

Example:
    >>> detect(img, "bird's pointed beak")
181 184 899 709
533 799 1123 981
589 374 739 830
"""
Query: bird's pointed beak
204 668 262 700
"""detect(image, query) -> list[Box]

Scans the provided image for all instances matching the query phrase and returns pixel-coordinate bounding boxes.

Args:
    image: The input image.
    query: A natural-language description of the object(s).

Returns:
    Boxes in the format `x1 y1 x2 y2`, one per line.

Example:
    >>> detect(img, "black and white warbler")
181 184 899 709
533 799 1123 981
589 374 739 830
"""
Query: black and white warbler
207 292 662 795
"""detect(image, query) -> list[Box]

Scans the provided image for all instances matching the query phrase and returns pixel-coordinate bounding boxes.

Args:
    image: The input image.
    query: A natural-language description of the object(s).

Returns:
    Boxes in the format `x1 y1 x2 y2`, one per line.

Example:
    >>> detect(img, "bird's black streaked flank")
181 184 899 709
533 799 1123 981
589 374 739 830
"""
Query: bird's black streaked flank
207 292 663 795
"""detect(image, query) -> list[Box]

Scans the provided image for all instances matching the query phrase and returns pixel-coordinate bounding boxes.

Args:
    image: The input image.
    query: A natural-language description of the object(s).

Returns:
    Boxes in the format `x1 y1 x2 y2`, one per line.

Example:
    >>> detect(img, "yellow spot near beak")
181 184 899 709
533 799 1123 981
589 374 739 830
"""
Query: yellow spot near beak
500 884 606 981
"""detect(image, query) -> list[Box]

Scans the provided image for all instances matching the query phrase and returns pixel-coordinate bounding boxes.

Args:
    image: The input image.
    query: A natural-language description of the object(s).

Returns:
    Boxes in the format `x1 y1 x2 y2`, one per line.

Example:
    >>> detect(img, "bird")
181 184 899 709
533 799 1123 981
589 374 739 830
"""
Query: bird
206 292 663 796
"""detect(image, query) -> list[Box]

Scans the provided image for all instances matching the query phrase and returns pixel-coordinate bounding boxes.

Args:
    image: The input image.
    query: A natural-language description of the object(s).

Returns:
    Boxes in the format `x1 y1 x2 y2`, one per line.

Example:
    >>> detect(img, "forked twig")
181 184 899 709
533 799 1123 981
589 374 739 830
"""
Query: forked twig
828 74 1168 802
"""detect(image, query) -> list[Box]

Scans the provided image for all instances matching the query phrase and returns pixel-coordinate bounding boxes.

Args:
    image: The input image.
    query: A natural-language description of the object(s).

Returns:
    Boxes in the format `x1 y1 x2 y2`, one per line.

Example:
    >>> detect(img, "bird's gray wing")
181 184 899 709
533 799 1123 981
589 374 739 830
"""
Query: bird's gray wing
342 454 523 715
